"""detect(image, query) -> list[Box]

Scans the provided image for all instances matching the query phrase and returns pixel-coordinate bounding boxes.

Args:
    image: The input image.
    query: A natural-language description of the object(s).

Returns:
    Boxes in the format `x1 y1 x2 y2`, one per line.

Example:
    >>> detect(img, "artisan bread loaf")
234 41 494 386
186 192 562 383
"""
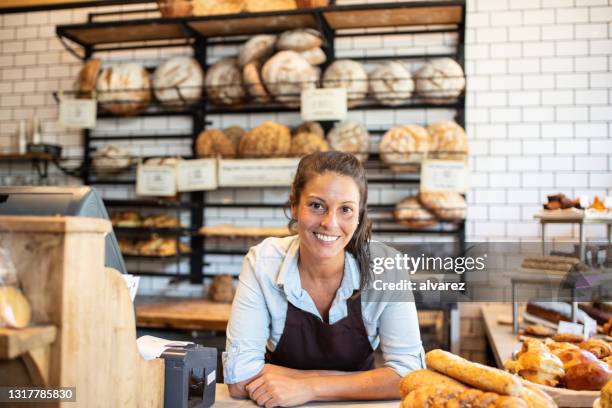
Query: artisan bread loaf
369 60 414 106
192 0 244 15
96 63 151 115
415 58 466 103
379 125 429 172
158 0 193 17
239 121 291 158
76 58 102 97
153 56 203 106
427 120 468 161
294 121 324 138
299 47 326 66
262 50 318 106
244 0 296 12
418 191 466 220
289 132 329 156
92 144 132 173
208 275 235 303
223 126 246 151
394 196 437 229
195 129 236 158
238 34 276 67
400 369 467 398
243 61 271 103
276 28 322 51
322 59 368 107
205 58 245 105
327 120 370 162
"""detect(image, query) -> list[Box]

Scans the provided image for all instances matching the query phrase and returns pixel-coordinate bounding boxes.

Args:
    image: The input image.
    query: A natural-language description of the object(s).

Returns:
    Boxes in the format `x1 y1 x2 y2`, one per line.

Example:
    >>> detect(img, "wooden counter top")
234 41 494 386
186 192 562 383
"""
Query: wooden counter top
136 298 231 331
481 304 521 369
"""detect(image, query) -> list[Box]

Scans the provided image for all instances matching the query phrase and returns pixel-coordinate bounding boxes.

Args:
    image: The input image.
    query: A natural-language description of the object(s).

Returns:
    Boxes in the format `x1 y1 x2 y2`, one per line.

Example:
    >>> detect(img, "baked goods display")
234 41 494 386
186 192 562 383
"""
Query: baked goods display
96 63 151 115
0 285 32 329
111 212 182 228
544 193 582 211
394 196 437 229
379 125 429 172
426 121 469 161
76 58 102 98
141 214 181 228
369 60 414 106
327 121 370 162
400 349 557 408
521 256 584 273
414 57 466 103
208 274 235 303
195 129 236 158
205 58 245 105
120 235 190 257
153 56 204 106
581 339 612 359
322 59 368 107
276 28 322 51
223 126 246 151
289 131 329 156
238 34 277 67
602 379 612 408
505 339 565 387
92 144 132 174
111 211 141 227
262 50 318 106
238 121 291 158
418 191 467 220
242 61 271 103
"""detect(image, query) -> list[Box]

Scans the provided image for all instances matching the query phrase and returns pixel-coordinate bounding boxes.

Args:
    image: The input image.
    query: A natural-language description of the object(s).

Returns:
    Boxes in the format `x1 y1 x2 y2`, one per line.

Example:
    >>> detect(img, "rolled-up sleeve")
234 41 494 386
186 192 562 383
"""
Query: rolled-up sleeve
378 301 426 377
222 248 270 384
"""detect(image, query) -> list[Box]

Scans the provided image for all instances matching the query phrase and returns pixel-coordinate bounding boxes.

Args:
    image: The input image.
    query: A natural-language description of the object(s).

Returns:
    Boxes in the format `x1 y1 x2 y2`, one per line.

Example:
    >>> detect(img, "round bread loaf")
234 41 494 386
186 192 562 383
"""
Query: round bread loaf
158 0 193 17
244 0 296 12
418 192 466 220
96 63 151 115
414 58 465 103
262 50 318 106
276 28 322 51
322 59 368 107
223 126 246 152
208 275 235 303
394 197 437 229
242 61 271 103
192 0 244 15
92 144 132 174
379 125 429 172
0 286 32 329
565 360 612 391
239 121 291 158
76 58 102 98
205 58 245 105
238 34 276 67
153 56 204 106
427 121 468 161
294 121 324 138
299 47 326 65
327 121 370 162
196 129 236 158
290 132 329 156
369 61 414 106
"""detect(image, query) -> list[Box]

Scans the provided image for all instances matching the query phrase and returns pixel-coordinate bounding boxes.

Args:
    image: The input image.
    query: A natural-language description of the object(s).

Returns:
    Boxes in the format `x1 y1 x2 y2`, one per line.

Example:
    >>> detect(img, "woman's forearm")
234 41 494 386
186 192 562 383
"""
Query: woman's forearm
305 367 401 401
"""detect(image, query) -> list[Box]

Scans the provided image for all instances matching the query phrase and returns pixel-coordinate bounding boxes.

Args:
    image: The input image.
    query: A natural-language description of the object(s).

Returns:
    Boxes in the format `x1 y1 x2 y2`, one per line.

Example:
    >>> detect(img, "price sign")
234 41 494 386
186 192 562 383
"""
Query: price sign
558 321 584 336
176 159 217 191
420 159 469 193
136 164 176 197
301 88 347 121
218 158 300 187
583 315 597 338
59 98 97 129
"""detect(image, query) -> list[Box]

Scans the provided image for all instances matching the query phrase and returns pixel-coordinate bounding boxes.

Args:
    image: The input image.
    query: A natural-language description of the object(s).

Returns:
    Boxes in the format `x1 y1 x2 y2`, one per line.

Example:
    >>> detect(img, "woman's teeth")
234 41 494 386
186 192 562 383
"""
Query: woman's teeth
314 232 340 242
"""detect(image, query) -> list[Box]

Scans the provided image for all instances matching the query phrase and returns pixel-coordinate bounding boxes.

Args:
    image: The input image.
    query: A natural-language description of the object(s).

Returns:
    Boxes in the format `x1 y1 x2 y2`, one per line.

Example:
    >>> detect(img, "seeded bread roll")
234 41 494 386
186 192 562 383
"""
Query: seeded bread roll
369 60 414 106
76 58 102 97
327 120 370 162
96 63 151 115
276 28 322 51
192 0 244 15
415 58 466 103
238 34 277 67
239 121 291 158
153 56 203 106
322 59 368 107
394 196 438 229
205 58 245 105
290 132 329 156
262 50 318 107
427 120 469 161
195 129 236 158
379 125 429 172
243 61 271 103
419 192 466 220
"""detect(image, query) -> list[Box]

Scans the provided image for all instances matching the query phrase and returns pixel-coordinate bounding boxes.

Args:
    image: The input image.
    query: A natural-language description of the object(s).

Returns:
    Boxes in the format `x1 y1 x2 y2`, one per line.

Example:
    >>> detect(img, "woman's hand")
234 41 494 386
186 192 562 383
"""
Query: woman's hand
245 372 315 407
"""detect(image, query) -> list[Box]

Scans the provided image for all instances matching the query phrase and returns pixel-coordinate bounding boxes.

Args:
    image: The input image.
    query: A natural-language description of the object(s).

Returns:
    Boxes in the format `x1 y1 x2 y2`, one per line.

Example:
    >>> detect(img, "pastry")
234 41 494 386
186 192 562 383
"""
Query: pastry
118 238 138 256
552 332 585 343
96 63 151 115
327 120 370 162
602 378 612 408
555 348 598 370
192 0 244 15
158 0 194 17
92 144 132 174
564 360 612 391
262 50 318 106
276 28 322 51
299 47 326 66
244 0 296 12
427 121 469 161
369 60 414 106
394 196 437 229
523 324 555 338
418 192 466 220
111 211 141 227
243 61 271 103
504 349 565 387
205 58 245 105
425 349 523 396
208 274 235 303
379 125 429 172
289 132 329 156
239 121 291 158
238 34 277 67
294 121 324 138
519 381 557 408
76 58 102 98
414 57 466 103
0 285 31 329
153 56 204 106
195 128 236 158
322 59 368 107
223 126 246 152
545 339 580 355
580 339 612 359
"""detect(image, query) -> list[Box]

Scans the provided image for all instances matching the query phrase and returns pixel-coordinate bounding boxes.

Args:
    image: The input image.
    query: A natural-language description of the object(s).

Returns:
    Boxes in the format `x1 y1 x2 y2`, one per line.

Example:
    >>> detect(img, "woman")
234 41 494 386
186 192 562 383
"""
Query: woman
223 151 424 406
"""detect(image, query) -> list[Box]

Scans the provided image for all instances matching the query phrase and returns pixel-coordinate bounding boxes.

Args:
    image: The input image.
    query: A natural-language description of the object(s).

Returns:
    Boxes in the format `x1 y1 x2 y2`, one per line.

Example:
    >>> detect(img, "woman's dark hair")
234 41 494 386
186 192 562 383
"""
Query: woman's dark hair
287 151 372 291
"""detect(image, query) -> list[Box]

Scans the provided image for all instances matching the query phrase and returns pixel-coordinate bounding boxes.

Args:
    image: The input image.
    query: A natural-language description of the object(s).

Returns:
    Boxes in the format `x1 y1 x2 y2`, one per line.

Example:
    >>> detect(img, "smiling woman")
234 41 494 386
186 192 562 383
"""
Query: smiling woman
222 151 425 407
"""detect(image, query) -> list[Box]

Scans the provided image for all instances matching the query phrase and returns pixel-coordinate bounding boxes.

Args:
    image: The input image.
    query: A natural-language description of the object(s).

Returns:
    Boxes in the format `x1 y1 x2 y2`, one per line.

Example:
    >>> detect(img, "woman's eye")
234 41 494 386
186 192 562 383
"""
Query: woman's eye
342 206 354 214
309 202 324 211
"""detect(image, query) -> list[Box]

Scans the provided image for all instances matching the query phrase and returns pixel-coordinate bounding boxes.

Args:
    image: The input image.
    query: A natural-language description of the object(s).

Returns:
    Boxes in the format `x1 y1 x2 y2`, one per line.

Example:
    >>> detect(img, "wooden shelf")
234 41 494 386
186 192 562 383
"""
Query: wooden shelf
135 298 231 331
0 325 57 360
199 225 293 238
0 152 54 161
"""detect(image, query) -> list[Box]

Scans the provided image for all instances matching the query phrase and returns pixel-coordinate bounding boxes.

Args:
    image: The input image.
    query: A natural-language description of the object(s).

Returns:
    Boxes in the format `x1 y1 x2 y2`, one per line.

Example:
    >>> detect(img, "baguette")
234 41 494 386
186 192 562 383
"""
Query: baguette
426 349 523 396
400 369 467 397
519 380 558 408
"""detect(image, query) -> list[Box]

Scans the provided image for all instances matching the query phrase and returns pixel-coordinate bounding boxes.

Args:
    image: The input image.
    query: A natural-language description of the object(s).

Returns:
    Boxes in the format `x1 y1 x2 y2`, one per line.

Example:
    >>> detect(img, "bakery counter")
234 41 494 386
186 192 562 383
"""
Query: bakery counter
482 303 522 369
213 384 398 408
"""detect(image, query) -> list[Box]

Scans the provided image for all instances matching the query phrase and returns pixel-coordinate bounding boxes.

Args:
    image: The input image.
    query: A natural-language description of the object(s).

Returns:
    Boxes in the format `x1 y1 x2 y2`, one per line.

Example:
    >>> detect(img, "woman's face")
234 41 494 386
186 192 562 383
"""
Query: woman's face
292 171 361 262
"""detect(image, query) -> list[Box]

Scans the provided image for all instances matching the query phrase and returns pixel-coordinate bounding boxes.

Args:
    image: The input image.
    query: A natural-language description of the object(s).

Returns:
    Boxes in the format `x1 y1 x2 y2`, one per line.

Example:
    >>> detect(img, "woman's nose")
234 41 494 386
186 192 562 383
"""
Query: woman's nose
320 210 338 228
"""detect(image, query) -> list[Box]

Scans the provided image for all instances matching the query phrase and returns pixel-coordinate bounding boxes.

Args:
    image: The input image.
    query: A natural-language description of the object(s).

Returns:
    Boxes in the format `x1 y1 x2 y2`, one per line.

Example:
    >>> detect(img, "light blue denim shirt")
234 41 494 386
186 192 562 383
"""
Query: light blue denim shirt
222 235 425 384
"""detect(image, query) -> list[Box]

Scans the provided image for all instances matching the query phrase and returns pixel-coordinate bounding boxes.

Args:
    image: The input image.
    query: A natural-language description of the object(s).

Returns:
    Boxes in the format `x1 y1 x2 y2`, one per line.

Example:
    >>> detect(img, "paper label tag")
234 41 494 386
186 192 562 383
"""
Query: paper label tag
583 315 597 338
420 159 469 193
136 164 177 197
301 88 347 121
207 370 216 385
558 321 584 336
59 98 97 129
218 158 301 187
176 159 217 192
